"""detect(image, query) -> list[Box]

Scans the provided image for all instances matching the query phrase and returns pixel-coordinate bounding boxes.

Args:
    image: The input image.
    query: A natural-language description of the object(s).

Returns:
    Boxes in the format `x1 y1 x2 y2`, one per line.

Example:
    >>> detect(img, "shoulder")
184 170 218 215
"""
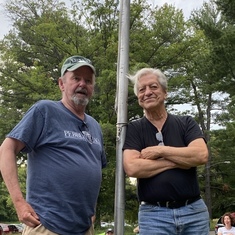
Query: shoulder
23 100 61 119
85 114 101 128
168 114 199 128
85 114 99 123
126 117 147 134
128 116 146 127
168 114 195 123
30 100 60 112
34 100 58 108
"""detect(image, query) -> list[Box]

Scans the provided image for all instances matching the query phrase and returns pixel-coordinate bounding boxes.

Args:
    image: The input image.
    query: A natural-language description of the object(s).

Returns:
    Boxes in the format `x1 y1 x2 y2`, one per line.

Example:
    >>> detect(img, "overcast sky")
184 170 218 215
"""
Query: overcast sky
0 0 208 39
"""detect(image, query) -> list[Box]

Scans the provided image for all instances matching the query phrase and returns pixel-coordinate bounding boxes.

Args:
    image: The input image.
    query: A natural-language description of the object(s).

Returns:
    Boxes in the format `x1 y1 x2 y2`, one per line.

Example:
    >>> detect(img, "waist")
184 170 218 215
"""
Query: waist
140 195 201 209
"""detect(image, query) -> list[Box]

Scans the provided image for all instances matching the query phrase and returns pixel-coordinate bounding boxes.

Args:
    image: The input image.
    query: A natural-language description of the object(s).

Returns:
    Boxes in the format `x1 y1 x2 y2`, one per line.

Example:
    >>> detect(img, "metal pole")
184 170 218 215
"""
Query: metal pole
114 0 130 234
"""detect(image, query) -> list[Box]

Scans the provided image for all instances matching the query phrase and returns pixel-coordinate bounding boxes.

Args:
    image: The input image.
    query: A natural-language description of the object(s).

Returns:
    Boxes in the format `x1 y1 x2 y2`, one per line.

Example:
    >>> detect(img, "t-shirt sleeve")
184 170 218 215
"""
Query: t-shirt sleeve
6 102 45 153
123 120 143 152
184 116 206 144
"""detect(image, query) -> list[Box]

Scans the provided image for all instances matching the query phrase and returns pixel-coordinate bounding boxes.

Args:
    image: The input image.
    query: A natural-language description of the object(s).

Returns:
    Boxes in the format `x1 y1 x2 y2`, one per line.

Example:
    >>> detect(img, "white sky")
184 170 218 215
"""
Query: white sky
0 0 208 39
150 0 209 18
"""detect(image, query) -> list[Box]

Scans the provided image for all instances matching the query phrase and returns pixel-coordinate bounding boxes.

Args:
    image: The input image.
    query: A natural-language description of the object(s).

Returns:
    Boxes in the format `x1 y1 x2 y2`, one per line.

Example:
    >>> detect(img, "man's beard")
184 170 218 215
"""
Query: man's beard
71 95 89 106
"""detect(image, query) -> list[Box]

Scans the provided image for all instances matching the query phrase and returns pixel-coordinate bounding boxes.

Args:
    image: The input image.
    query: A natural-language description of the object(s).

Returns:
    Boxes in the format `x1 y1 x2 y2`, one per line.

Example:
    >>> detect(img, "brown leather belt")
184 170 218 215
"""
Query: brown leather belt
140 195 201 209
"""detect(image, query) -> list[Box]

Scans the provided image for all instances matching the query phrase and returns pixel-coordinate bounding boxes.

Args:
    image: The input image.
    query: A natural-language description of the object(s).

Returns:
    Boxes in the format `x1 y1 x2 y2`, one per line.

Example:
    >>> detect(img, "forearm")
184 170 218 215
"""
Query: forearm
140 139 208 167
0 138 25 205
0 150 24 205
124 155 176 178
135 159 176 178
161 142 208 167
161 147 207 167
0 139 40 226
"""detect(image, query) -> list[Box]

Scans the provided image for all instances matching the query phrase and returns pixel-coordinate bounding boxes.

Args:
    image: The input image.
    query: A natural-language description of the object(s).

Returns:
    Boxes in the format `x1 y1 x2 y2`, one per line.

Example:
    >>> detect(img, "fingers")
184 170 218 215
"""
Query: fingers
20 212 41 227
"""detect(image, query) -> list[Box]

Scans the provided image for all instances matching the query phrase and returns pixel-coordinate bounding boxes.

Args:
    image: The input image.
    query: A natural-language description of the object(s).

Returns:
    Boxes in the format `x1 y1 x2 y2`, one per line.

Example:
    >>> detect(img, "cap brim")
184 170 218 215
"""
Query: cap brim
67 62 95 74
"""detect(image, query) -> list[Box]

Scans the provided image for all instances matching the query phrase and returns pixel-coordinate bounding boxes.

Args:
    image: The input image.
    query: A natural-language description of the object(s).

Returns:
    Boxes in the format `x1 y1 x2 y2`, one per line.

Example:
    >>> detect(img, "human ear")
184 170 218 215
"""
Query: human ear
58 77 65 91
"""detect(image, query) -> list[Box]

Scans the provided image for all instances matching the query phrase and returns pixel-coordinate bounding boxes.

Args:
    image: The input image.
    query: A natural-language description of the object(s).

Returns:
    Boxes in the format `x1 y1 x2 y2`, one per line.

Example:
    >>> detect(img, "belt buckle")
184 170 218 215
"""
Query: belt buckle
167 200 178 209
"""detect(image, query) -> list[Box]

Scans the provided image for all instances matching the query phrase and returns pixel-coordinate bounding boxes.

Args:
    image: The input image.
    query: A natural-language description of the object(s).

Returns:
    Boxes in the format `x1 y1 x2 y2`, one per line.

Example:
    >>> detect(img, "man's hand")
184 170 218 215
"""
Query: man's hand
140 146 162 160
140 146 191 170
15 199 41 227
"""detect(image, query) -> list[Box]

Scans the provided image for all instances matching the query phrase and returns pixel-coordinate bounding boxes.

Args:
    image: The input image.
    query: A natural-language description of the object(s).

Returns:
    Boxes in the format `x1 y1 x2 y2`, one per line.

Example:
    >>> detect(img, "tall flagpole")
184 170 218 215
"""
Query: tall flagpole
114 0 130 234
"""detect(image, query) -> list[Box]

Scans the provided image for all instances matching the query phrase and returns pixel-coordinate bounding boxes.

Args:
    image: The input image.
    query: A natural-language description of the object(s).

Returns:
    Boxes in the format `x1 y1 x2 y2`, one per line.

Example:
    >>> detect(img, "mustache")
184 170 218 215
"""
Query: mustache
75 87 88 95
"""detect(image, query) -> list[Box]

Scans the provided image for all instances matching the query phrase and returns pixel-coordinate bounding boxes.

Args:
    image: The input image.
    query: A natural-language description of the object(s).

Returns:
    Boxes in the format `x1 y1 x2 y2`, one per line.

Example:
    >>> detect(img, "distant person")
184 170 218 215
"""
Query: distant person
0 55 107 235
123 68 209 234
218 212 235 235
133 225 139 234
105 228 114 235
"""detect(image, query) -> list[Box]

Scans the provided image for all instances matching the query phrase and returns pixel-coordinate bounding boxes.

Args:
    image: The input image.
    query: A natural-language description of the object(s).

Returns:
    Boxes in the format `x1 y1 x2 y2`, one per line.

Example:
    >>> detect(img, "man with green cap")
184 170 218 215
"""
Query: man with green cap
0 55 107 235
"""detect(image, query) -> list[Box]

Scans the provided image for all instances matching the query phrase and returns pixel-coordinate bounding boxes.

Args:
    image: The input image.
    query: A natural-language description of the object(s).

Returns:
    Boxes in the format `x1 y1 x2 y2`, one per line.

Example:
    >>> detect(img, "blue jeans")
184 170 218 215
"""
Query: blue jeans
138 199 209 235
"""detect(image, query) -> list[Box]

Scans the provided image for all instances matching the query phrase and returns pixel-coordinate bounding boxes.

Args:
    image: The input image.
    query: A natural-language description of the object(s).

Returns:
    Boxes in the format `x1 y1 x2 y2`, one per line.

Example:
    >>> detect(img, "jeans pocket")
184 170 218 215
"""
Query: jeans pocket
189 199 208 213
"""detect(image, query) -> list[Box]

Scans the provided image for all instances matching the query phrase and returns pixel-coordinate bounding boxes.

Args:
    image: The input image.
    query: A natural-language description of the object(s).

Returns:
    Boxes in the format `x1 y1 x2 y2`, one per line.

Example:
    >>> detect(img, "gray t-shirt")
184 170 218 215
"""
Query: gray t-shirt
7 100 106 235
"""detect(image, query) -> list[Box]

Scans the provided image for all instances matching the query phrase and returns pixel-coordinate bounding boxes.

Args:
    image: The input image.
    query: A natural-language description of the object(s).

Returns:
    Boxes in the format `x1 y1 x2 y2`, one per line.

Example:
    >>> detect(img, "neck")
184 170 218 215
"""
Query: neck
145 109 168 132
145 109 167 121
61 100 86 120
225 225 232 229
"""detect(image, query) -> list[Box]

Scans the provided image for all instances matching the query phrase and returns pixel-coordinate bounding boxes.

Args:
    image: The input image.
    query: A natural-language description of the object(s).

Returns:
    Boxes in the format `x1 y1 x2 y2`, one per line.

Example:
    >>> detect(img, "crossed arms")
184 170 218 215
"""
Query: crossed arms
123 138 208 178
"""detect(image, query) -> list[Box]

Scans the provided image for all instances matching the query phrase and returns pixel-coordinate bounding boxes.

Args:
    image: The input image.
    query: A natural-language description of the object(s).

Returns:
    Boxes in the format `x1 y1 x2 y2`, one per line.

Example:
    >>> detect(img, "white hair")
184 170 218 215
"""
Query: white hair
128 68 168 96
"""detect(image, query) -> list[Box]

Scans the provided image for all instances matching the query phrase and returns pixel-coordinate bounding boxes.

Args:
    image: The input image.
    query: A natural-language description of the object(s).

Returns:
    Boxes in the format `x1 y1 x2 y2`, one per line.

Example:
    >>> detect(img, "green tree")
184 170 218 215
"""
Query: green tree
215 0 235 24
191 0 235 217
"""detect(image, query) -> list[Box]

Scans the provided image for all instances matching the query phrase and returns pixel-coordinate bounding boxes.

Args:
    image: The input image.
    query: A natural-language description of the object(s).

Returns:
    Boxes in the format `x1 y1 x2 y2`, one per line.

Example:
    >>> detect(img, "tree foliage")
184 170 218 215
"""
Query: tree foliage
215 0 235 24
191 0 235 217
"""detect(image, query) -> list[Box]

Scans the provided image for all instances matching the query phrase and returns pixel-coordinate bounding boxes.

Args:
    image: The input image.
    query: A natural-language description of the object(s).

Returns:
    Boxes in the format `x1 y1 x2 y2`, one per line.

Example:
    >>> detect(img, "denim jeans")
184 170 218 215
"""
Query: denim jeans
138 199 209 235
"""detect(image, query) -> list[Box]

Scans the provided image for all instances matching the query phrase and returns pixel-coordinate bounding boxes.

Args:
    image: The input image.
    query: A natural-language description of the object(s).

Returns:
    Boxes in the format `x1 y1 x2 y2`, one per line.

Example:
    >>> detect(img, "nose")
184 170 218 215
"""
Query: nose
145 86 153 95
78 77 87 86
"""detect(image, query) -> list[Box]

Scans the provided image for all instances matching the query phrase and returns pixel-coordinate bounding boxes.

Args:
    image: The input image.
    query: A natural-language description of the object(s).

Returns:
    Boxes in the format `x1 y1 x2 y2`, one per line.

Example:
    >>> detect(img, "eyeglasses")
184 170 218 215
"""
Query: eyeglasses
156 132 164 146
79 123 93 144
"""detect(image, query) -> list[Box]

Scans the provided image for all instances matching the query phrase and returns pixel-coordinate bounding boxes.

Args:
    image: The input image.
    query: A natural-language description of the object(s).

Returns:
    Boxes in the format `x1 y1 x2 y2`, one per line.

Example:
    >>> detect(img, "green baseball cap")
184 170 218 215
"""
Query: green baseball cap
61 55 95 76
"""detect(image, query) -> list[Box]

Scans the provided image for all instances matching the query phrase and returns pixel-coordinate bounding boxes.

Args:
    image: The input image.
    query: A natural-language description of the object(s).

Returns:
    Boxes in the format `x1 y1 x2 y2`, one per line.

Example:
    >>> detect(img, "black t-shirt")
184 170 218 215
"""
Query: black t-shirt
123 114 205 203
